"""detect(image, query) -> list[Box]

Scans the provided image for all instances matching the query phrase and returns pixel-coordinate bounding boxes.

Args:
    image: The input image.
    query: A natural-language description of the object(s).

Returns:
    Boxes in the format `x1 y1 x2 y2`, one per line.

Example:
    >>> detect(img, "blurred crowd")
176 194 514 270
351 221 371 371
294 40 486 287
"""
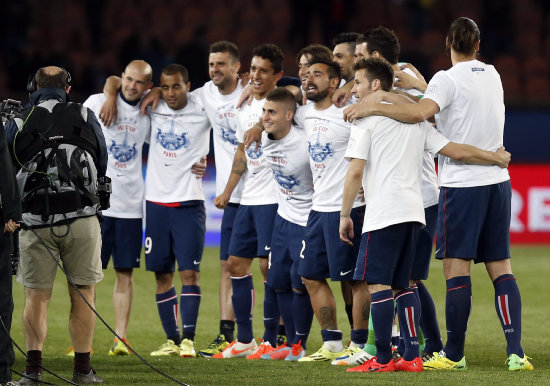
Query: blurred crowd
1 0 549 105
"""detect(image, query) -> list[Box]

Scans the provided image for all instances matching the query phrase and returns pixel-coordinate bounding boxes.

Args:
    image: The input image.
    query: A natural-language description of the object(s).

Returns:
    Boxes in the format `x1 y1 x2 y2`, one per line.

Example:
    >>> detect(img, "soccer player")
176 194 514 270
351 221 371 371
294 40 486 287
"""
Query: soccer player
359 25 442 360
145 64 210 358
260 88 315 361
345 17 532 372
341 57 512 373
332 32 359 84
294 58 369 363
297 45 334 104
195 41 246 357
83 60 153 356
213 44 284 359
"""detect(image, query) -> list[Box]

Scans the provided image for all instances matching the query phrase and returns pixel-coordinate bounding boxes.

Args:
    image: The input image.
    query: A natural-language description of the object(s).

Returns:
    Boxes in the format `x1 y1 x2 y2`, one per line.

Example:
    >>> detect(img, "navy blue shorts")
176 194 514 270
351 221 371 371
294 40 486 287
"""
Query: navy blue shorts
267 214 306 291
228 204 278 258
144 201 205 272
100 216 142 269
220 203 239 261
436 181 511 263
354 222 421 289
410 204 438 280
299 206 364 282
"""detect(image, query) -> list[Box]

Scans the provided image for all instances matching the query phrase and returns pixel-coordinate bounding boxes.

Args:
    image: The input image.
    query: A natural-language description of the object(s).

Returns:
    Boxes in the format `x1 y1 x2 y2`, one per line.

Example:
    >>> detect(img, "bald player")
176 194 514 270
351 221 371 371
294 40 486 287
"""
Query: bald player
83 60 153 356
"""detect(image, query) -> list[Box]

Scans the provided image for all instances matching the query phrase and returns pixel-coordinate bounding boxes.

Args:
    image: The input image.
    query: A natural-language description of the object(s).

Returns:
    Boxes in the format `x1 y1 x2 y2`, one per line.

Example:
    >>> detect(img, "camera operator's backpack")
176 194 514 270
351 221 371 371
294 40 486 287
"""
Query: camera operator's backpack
13 100 101 220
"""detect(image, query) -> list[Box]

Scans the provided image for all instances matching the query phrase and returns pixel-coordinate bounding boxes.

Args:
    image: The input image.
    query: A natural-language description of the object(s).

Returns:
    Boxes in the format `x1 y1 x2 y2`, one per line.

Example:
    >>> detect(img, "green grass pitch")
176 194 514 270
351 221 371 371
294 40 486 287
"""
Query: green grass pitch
10 245 550 385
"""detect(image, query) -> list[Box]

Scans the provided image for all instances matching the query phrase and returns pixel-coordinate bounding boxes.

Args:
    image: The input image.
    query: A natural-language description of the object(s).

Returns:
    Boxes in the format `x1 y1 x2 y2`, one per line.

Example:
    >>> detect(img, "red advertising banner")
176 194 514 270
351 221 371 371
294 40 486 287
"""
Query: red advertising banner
509 164 550 244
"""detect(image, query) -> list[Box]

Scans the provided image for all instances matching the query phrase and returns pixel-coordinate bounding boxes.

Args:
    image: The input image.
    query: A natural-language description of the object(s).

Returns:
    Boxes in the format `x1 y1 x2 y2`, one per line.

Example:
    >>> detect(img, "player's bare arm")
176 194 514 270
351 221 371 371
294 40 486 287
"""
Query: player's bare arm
99 75 122 126
339 158 366 246
394 63 428 93
139 87 161 115
214 143 247 209
343 90 414 122
440 144 511 168
348 97 440 124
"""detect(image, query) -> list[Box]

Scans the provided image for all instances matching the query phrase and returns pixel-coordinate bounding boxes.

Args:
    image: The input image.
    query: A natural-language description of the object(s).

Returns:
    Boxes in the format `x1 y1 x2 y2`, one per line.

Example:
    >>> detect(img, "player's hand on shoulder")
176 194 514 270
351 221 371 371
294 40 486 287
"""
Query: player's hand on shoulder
495 146 511 168
343 102 373 123
244 125 263 151
99 95 118 126
236 84 254 108
141 87 161 115
339 216 354 246
332 86 352 108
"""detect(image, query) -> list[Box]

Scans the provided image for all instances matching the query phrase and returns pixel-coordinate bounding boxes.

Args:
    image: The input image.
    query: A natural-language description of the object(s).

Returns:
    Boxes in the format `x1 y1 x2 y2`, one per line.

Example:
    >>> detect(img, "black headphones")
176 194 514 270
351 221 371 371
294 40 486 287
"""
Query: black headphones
26 67 72 94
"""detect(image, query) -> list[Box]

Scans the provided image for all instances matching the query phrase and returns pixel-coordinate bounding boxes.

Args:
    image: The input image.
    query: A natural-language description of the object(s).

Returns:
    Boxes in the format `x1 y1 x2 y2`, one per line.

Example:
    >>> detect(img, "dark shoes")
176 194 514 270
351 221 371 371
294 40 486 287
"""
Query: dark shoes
72 368 104 384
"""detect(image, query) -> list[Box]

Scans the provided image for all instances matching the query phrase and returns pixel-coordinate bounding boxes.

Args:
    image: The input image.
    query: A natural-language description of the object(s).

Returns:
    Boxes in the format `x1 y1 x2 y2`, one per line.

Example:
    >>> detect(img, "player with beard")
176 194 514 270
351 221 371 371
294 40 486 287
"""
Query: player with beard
292 58 370 363
213 44 284 359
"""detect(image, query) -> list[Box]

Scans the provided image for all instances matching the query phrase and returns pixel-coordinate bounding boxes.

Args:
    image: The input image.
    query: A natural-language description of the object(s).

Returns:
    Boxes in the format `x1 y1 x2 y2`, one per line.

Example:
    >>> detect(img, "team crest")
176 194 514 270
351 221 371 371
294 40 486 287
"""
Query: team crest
308 131 334 162
109 129 138 162
155 119 189 151
273 166 300 190
221 127 239 146
247 143 263 159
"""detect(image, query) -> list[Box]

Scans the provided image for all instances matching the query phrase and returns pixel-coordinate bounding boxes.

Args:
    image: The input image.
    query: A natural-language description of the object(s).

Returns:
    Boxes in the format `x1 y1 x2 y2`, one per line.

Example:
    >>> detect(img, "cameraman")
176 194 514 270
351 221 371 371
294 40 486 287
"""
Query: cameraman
6 66 107 385
0 116 21 386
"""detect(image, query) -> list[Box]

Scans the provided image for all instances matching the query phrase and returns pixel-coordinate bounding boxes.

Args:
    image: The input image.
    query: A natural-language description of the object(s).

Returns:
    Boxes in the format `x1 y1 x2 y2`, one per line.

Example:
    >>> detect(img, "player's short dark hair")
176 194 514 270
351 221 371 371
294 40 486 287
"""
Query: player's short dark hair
296 44 333 66
331 32 360 53
361 26 400 64
161 64 189 83
353 58 394 92
447 17 480 56
308 58 342 84
266 87 297 113
252 44 285 74
209 41 240 62
35 67 70 89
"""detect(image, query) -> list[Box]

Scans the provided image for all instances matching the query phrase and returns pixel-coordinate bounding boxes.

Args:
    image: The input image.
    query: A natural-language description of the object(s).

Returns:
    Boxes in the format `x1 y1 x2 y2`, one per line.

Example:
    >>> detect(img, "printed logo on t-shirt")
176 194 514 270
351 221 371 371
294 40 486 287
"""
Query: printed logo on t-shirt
308 130 334 163
109 124 139 168
154 118 190 159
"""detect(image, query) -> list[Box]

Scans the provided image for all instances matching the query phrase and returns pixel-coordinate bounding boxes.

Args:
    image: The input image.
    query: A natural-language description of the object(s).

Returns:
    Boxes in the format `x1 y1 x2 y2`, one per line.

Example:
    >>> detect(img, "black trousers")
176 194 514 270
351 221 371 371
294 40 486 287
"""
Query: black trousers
0 231 14 382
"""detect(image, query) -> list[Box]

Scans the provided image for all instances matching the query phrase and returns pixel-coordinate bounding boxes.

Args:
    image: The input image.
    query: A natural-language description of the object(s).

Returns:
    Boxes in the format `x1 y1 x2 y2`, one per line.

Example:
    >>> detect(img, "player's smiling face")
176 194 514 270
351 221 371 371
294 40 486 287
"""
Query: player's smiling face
121 67 151 102
250 56 281 99
351 69 375 100
160 72 189 110
208 51 240 89
306 63 331 102
262 100 292 139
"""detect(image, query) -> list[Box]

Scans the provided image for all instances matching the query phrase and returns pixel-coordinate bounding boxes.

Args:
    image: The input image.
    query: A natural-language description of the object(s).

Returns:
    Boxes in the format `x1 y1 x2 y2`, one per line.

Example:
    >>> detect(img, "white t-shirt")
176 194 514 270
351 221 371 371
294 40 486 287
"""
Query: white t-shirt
235 96 277 206
423 59 509 187
263 126 313 226
83 93 150 218
394 64 440 208
346 116 449 233
197 80 244 203
295 103 363 212
145 94 211 202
